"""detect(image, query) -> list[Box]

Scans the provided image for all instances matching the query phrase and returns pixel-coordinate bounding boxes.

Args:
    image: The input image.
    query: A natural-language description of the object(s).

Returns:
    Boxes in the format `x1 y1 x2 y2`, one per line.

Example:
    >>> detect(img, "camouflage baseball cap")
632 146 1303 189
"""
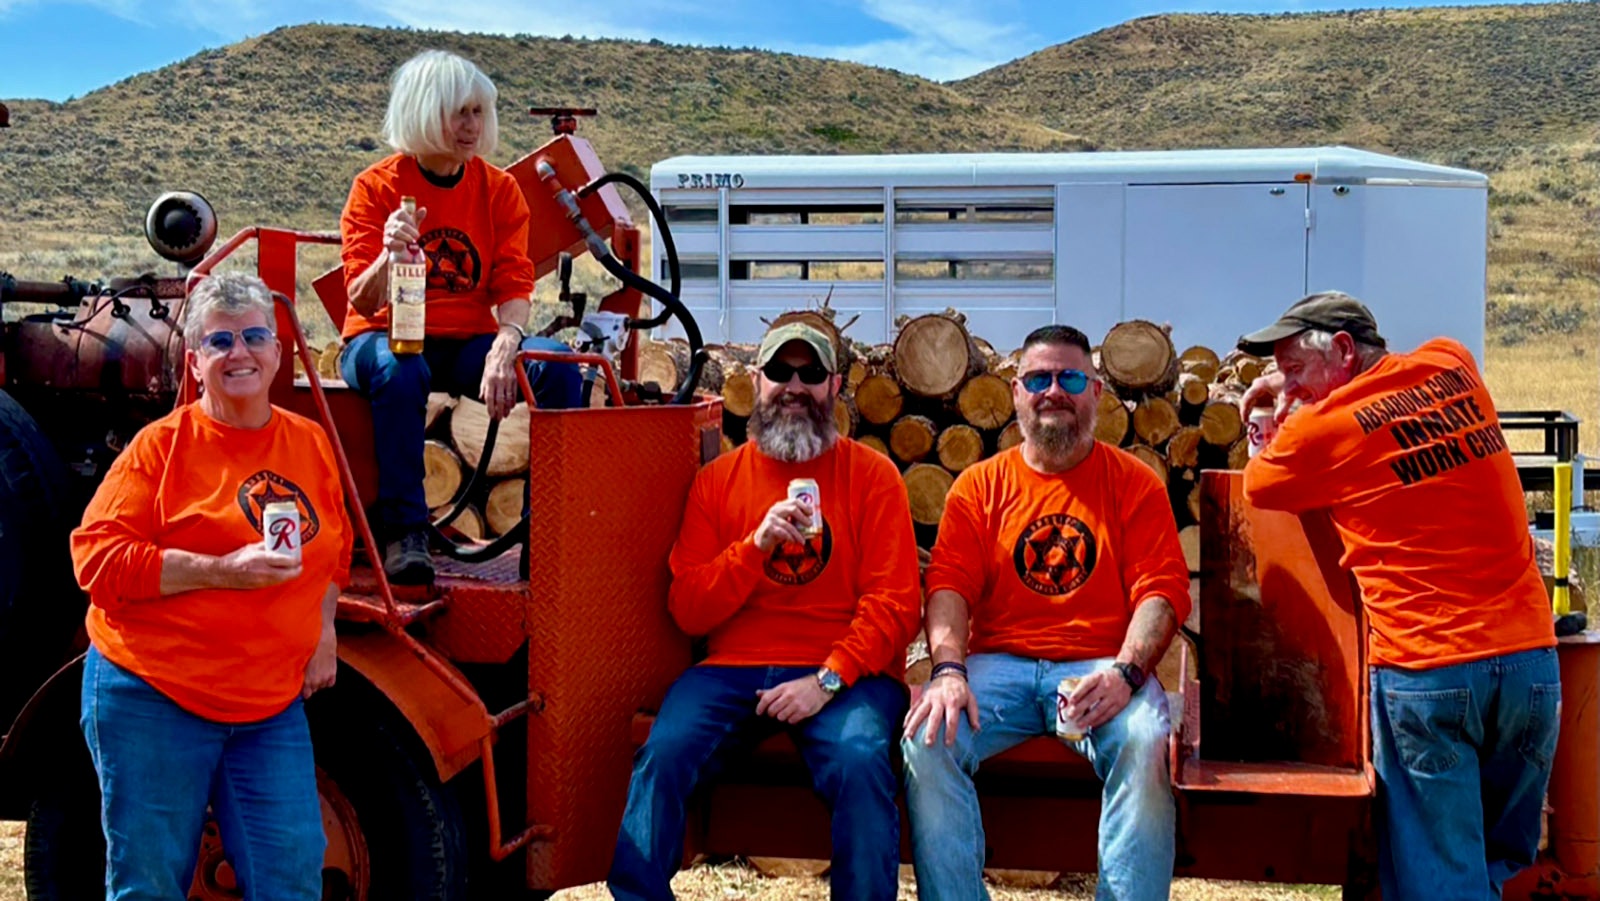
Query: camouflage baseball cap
1237 291 1387 357
756 322 837 373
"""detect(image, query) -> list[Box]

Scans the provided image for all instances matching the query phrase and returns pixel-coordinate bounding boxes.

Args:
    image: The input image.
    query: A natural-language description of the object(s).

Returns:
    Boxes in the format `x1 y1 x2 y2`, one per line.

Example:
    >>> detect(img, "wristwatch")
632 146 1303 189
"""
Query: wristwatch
1113 661 1146 691
815 667 845 696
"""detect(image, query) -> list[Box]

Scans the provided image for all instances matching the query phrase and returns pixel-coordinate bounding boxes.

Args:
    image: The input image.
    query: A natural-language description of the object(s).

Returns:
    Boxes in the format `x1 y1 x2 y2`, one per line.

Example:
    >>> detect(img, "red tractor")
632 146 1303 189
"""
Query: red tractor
2 109 1598 899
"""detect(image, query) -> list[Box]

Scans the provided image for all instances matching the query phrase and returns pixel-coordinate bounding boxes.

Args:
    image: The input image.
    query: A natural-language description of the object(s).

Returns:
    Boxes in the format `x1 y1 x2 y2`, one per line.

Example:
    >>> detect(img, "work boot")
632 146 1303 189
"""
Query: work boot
383 528 435 586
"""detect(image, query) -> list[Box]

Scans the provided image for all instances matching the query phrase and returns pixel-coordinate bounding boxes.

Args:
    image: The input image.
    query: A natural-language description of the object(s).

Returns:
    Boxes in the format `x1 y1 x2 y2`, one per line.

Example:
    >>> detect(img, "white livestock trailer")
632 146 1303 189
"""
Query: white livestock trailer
648 146 1488 357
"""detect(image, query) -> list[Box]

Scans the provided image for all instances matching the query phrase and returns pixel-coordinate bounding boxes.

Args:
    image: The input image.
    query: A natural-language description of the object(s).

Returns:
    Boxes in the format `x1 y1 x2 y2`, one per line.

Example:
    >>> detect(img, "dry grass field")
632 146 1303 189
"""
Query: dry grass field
0 818 1342 900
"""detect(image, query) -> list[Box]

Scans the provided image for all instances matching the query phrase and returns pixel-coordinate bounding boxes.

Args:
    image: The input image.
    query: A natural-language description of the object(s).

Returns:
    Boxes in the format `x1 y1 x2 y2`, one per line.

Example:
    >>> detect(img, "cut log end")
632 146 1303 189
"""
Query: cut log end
997 420 1024 452
422 439 464 509
855 373 905 425
937 424 985 472
1132 396 1181 447
894 313 984 399
1095 392 1131 446
956 373 1014 430
903 463 956 526
890 415 939 464
1100 320 1179 397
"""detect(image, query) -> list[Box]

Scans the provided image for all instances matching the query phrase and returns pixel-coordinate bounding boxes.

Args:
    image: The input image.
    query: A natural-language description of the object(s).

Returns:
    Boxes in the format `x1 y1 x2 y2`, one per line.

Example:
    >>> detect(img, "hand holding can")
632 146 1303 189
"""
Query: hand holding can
1246 407 1279 458
262 501 303 564
787 478 822 538
1055 676 1086 741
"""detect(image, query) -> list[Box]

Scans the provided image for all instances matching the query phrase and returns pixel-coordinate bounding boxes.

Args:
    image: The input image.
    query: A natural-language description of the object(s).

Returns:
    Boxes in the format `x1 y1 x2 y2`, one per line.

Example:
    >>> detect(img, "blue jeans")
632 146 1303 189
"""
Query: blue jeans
902 653 1174 901
80 647 324 900
609 665 908 901
1371 646 1560 900
340 331 582 537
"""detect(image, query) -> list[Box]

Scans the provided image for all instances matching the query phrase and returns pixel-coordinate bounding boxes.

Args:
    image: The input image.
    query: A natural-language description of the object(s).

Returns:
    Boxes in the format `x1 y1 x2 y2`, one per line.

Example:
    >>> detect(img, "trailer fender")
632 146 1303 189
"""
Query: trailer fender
336 629 494 783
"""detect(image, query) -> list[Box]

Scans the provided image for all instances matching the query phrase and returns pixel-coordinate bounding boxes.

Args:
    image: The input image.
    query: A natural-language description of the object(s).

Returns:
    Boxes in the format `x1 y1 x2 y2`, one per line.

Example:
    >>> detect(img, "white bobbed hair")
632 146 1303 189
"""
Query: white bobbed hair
383 49 500 159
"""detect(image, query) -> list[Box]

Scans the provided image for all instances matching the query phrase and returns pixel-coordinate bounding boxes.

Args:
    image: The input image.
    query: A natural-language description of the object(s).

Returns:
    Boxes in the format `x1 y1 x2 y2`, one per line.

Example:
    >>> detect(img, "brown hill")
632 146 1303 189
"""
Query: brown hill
952 2 1600 155
0 25 1087 237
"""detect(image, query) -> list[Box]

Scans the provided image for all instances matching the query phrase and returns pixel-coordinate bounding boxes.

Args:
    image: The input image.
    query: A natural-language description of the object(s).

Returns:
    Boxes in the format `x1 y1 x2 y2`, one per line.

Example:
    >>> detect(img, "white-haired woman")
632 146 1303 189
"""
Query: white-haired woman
70 273 352 897
337 49 580 586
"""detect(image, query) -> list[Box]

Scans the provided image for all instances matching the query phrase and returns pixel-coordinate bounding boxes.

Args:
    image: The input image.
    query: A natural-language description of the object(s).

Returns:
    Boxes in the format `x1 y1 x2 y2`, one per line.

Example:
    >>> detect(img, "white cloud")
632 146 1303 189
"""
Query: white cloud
352 0 675 42
793 0 1034 81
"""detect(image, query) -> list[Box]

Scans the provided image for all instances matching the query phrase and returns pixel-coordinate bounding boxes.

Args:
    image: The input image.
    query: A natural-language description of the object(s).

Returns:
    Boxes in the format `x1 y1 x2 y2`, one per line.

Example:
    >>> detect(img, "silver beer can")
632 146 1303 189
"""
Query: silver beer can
1247 407 1279 458
1055 676 1086 741
787 478 822 538
262 501 302 563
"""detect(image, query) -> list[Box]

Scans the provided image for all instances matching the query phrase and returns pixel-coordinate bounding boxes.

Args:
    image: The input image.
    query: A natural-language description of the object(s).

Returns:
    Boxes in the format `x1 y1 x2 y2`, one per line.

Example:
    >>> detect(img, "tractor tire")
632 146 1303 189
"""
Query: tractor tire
0 389 81 725
23 779 105 901
313 710 471 901
25 700 469 901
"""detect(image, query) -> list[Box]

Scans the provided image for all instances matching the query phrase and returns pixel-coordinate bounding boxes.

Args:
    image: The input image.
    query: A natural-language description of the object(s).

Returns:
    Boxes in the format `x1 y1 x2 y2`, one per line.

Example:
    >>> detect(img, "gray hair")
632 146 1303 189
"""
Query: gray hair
383 50 500 159
1292 328 1388 370
184 273 275 348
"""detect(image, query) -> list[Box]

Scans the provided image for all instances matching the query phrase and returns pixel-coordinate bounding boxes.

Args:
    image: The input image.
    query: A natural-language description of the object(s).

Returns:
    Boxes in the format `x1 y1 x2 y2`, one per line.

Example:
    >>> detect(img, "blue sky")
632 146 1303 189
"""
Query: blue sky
0 0 1554 101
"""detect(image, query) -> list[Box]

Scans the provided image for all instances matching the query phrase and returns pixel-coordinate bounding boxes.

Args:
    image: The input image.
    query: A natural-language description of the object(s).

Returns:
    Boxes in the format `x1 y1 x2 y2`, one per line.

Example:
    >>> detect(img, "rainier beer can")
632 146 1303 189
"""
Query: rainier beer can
1247 407 1279 458
1055 676 1086 741
787 478 822 538
262 501 302 563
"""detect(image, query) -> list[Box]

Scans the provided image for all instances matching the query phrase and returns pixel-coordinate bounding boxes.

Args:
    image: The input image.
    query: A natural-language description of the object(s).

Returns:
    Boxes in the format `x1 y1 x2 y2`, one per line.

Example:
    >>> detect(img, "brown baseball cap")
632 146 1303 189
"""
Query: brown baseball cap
756 322 838 373
1237 291 1387 357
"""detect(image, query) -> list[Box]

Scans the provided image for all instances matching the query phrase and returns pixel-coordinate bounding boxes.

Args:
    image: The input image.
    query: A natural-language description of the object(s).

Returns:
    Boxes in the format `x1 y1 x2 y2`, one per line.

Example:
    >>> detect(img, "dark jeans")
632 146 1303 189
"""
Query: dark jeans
609 665 908 901
339 331 582 537
1371 646 1561 900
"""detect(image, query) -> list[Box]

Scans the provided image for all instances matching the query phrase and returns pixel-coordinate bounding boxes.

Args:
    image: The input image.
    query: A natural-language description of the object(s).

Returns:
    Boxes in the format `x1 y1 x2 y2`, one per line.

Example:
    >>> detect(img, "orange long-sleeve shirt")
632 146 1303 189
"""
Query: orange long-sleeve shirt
925 444 1191 661
1244 337 1554 669
71 404 353 722
668 439 922 685
339 153 536 340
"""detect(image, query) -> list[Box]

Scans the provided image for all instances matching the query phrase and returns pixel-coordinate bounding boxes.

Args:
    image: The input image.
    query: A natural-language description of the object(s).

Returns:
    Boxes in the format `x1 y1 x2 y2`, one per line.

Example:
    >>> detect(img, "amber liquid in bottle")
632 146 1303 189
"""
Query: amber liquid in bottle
388 196 427 355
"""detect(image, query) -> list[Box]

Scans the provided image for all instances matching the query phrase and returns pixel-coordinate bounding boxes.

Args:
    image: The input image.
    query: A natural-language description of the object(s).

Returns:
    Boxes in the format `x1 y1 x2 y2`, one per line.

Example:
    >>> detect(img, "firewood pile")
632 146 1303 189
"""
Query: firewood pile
634 306 1269 560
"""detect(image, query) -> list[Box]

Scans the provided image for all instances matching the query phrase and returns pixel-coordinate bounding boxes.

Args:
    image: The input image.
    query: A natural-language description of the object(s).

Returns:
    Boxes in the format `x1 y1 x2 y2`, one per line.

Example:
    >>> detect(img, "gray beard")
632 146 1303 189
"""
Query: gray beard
1020 406 1091 458
749 392 838 463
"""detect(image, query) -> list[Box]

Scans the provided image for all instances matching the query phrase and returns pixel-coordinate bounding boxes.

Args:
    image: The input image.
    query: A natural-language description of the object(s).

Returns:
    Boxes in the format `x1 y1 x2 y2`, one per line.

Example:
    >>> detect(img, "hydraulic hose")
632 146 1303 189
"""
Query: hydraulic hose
578 171 680 304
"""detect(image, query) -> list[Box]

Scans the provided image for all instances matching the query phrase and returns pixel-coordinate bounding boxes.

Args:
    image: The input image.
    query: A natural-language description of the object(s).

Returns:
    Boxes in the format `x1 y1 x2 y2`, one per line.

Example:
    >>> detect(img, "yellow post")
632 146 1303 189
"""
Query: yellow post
1554 462 1573 616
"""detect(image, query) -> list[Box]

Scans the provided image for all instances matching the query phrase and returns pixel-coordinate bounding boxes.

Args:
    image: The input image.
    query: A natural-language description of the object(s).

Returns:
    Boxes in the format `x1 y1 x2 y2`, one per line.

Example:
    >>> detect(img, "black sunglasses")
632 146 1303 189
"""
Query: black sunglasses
1020 368 1096 395
198 326 275 356
761 359 831 385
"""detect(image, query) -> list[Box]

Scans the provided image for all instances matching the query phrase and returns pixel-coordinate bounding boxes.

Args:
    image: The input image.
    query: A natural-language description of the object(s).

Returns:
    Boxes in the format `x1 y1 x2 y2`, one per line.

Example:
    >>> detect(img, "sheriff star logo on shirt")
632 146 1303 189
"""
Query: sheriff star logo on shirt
420 227 482 294
1012 513 1097 596
236 470 321 544
764 517 832 586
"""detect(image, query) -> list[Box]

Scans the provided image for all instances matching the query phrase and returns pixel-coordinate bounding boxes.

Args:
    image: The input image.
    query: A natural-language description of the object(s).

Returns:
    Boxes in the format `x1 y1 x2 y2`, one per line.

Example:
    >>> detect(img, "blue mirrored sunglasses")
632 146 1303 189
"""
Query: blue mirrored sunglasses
1020 368 1096 395
199 326 275 355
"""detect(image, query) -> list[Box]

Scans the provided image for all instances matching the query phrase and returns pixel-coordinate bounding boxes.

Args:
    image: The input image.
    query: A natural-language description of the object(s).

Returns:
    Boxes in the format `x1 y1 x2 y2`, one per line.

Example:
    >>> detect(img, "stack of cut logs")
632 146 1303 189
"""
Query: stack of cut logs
630 308 1269 565
406 308 1267 552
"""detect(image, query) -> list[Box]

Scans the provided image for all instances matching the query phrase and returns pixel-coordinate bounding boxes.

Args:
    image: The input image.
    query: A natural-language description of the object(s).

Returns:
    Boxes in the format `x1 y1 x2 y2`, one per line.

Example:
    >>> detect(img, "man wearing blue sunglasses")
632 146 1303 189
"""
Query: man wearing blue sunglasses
902 324 1189 901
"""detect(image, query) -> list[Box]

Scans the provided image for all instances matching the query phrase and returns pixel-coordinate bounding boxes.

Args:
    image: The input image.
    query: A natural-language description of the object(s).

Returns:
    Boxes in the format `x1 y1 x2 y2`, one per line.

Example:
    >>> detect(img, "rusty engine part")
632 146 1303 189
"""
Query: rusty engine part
1 192 218 485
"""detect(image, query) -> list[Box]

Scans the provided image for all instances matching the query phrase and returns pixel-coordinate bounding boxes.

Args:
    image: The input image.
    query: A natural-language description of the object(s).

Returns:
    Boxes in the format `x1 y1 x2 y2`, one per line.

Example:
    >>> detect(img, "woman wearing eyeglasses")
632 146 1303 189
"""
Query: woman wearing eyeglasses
69 273 352 899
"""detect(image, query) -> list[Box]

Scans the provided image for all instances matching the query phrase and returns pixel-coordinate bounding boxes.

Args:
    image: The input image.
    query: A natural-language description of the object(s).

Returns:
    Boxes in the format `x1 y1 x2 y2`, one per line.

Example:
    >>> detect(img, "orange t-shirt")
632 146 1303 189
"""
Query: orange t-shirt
925 444 1191 661
339 154 536 340
71 404 353 722
1244 337 1555 669
668 439 922 685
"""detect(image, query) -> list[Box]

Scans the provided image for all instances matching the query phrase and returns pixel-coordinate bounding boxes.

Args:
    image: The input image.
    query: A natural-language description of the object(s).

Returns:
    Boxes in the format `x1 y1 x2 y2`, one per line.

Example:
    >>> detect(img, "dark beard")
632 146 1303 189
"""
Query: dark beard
1019 403 1091 458
748 390 838 463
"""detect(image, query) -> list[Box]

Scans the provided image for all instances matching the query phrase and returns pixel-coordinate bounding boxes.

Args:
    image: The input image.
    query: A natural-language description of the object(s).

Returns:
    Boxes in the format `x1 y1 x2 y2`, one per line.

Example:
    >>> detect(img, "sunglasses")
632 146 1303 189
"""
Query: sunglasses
198 326 275 356
1019 369 1097 395
761 359 831 385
